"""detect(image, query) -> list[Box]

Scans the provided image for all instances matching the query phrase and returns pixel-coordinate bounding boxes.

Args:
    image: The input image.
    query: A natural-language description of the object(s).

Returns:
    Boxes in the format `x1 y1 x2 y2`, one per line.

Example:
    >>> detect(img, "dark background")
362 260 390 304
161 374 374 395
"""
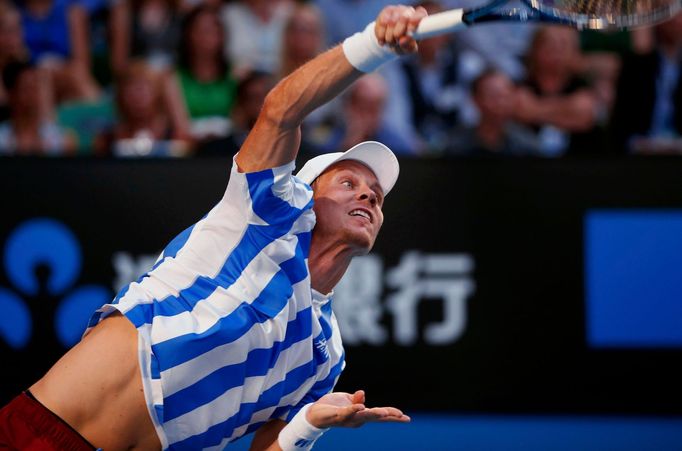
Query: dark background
1 155 681 416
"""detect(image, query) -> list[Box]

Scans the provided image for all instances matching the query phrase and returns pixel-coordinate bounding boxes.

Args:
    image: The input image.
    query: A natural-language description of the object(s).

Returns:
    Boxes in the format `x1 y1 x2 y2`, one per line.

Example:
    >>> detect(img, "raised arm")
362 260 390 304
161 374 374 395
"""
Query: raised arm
234 47 360 172
234 5 427 173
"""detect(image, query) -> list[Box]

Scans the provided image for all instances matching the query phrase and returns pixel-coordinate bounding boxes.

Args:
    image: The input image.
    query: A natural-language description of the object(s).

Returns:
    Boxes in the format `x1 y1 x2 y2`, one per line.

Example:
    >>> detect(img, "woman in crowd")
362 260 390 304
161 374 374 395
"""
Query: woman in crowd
195 69 273 156
94 61 188 156
0 61 75 155
18 0 99 103
174 5 237 141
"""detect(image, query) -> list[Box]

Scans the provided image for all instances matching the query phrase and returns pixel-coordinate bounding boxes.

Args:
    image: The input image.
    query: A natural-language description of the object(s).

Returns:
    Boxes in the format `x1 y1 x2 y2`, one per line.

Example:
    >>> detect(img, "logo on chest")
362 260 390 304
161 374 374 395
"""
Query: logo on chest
313 336 330 359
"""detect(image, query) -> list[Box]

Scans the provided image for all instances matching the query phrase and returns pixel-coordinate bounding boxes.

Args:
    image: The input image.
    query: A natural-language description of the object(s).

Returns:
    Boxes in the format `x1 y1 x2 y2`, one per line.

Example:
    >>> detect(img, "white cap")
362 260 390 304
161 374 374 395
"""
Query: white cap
296 141 399 195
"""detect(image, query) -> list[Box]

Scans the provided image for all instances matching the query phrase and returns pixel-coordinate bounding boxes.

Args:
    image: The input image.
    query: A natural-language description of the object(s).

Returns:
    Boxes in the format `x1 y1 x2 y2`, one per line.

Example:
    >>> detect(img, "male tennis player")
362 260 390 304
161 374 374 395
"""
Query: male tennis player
0 5 427 450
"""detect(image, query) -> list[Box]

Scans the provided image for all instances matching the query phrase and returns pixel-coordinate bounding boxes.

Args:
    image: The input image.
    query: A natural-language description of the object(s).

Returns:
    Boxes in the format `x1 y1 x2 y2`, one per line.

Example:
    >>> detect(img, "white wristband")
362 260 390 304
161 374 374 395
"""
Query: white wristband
342 21 398 73
278 404 329 451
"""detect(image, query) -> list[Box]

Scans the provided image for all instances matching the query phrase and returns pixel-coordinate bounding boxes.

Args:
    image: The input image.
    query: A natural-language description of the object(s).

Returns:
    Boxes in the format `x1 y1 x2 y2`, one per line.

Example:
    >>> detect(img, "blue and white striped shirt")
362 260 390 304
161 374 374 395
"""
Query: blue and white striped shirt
86 158 345 450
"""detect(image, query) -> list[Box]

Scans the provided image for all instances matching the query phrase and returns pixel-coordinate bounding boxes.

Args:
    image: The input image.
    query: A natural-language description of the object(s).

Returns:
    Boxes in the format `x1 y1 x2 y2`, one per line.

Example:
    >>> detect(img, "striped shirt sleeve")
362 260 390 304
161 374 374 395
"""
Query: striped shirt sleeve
214 155 313 227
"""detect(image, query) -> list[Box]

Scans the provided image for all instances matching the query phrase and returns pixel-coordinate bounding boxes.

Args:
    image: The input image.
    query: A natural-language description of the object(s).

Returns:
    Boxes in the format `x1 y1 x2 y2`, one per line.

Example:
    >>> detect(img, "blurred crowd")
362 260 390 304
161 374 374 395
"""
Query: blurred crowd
0 0 681 157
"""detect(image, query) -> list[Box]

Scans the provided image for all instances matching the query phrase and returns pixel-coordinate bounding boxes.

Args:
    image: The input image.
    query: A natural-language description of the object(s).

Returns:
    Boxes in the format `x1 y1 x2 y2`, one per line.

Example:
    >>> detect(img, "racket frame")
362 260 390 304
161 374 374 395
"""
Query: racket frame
411 0 682 38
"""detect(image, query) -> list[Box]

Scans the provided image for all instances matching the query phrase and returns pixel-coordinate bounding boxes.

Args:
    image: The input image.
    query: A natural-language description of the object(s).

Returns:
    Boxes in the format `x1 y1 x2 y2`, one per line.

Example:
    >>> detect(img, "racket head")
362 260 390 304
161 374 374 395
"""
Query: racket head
523 0 682 29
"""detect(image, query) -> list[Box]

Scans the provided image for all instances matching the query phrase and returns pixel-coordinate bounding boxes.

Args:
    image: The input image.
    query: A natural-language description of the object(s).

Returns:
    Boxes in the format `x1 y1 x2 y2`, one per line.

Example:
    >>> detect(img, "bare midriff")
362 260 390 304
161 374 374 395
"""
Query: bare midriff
29 312 161 450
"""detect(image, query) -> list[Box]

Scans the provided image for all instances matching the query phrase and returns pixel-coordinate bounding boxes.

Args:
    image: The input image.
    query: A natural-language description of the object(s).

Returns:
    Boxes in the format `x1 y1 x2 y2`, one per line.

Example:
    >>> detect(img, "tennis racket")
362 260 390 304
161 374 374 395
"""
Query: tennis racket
412 0 682 38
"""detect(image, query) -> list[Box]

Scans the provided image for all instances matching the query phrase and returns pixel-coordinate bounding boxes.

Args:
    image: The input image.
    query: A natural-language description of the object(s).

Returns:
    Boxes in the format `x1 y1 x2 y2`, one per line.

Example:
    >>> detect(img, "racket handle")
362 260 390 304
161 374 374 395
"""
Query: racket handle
412 9 466 40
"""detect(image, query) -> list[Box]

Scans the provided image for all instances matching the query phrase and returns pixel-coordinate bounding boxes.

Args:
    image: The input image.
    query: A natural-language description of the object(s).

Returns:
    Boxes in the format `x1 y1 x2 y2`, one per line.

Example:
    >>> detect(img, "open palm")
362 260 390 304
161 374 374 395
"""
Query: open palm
306 390 410 429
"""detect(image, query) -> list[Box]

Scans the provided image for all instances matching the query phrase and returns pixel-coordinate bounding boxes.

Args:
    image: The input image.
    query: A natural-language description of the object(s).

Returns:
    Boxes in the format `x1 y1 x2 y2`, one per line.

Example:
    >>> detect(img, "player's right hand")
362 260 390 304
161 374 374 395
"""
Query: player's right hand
306 390 411 429
375 5 428 54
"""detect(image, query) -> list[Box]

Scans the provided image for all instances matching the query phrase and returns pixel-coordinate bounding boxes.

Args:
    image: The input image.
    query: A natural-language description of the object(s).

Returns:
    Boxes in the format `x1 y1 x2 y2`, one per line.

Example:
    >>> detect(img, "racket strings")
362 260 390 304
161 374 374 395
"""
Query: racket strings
536 0 679 23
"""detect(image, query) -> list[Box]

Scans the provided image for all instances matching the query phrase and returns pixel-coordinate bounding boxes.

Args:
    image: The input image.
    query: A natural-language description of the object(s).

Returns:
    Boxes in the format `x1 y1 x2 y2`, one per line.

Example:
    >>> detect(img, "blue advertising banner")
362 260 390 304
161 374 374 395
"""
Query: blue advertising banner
586 210 682 348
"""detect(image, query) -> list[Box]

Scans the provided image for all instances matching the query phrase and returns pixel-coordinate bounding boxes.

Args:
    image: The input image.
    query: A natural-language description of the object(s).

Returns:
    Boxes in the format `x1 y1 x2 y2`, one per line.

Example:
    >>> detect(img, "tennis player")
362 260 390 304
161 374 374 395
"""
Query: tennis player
0 5 427 450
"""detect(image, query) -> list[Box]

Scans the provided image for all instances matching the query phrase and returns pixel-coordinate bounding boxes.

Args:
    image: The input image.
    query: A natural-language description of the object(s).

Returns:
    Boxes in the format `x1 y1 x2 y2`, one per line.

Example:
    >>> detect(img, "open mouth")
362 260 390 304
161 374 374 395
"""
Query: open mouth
349 208 372 223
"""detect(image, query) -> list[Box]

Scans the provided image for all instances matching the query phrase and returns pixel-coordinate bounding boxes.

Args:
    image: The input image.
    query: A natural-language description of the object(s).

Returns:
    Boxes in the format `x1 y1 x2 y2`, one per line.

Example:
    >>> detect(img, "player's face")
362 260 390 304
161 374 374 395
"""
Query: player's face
312 160 385 254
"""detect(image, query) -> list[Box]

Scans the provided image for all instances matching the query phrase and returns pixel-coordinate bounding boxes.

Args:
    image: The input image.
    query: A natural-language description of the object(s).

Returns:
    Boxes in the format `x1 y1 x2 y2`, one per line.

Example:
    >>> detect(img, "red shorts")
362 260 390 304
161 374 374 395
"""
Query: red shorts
0 391 96 451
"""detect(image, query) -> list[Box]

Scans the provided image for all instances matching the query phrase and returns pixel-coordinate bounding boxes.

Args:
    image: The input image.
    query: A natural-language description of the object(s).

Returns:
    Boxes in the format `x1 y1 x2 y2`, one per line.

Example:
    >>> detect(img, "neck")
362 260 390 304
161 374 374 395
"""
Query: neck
190 57 221 81
307 234 357 294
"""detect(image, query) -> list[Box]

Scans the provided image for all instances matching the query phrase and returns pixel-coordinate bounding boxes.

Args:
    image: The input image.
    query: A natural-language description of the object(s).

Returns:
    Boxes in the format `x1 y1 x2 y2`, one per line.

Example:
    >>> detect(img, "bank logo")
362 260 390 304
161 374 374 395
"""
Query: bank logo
0 218 111 349
334 251 475 346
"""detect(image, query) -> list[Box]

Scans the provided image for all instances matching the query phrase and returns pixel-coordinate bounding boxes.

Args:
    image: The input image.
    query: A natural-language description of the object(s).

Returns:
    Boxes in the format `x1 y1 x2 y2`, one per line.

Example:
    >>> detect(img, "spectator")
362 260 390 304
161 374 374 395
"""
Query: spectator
94 61 189 156
195 70 273 157
382 0 483 153
307 73 416 155
445 70 539 156
0 1 28 121
80 0 117 86
515 25 600 156
174 5 237 140
278 2 324 79
610 11 682 154
221 0 293 75
314 0 398 46
18 0 100 103
0 61 75 155
581 27 654 57
454 0 537 81
278 1 337 131
110 0 182 74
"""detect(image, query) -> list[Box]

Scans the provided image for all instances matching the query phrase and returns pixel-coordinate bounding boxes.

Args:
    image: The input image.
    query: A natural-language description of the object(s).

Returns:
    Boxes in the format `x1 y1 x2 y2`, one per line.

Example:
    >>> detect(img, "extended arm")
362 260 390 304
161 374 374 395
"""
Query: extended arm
234 5 426 173
251 390 410 451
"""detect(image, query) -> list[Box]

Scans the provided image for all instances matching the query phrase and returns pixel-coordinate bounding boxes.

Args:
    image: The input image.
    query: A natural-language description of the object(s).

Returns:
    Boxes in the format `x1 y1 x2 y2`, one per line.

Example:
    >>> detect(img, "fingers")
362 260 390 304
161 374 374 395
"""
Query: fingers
408 6 428 34
354 406 411 423
376 6 400 46
375 5 427 53
346 403 367 415
375 7 393 46
391 7 413 42
401 6 427 53
374 414 411 423
351 390 366 404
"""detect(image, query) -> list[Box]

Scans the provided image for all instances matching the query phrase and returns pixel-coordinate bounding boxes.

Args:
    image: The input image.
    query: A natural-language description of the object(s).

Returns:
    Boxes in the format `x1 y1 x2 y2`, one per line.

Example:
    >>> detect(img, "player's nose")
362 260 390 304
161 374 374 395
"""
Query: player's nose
358 187 377 206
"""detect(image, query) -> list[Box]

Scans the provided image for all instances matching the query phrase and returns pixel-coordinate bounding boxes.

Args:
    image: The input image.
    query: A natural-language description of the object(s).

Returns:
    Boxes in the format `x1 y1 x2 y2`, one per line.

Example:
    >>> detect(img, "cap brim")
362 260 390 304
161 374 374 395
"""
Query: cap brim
296 141 399 195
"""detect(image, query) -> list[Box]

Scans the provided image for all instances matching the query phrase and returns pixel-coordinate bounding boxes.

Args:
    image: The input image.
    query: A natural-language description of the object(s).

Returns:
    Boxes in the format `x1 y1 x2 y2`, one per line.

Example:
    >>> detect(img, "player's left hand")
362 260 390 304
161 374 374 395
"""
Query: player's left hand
306 390 410 429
